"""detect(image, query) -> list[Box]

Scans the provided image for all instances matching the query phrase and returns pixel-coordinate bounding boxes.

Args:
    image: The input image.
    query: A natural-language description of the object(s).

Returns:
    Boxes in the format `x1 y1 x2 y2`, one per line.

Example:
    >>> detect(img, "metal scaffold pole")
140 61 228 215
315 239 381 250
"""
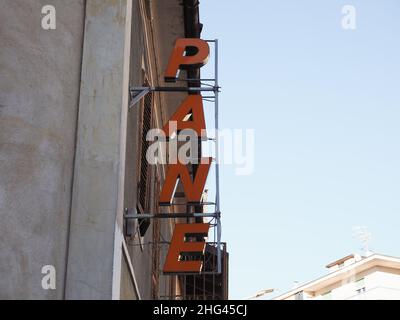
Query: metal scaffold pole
214 39 222 274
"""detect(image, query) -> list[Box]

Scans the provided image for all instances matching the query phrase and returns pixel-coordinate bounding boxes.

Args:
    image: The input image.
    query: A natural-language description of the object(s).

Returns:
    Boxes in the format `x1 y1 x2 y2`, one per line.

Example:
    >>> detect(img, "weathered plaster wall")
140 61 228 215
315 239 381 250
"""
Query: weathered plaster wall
0 0 85 299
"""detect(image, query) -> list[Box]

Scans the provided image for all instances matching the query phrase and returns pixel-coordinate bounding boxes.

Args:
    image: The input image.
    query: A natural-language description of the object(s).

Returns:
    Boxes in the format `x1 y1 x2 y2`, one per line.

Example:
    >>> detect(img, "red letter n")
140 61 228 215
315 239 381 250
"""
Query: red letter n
159 159 212 206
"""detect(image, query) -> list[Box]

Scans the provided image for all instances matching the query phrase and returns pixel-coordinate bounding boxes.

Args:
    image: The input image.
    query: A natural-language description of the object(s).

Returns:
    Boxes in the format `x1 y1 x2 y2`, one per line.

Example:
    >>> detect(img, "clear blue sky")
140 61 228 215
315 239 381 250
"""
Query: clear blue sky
200 0 400 299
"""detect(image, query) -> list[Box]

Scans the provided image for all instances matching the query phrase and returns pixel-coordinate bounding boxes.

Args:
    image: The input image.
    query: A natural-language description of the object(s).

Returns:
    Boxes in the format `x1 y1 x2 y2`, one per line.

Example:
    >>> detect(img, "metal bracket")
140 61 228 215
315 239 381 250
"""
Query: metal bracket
129 87 151 109
129 85 220 110
124 208 221 220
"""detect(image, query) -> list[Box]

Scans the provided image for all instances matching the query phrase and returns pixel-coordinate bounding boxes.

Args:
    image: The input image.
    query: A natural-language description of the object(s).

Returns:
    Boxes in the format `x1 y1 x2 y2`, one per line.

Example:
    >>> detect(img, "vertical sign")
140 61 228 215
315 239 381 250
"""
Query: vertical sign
161 38 211 273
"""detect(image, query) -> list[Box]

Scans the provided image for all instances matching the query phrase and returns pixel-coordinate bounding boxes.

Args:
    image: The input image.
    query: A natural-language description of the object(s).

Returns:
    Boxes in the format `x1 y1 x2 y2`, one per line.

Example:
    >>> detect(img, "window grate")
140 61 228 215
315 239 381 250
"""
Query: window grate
137 88 152 236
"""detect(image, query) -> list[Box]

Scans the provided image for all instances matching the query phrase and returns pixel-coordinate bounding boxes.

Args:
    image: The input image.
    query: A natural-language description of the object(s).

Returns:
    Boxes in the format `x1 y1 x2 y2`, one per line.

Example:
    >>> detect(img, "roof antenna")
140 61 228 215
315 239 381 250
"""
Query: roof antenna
352 226 373 257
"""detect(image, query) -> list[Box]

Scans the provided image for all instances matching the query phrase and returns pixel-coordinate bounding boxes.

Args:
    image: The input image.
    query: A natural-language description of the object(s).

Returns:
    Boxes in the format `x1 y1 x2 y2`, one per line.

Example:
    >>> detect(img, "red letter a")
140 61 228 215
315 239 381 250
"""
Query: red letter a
162 95 206 138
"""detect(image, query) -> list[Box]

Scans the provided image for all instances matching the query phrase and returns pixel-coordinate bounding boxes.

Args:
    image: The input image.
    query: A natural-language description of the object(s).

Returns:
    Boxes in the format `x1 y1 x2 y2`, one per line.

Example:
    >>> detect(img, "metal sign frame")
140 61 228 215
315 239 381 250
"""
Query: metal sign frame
125 39 222 275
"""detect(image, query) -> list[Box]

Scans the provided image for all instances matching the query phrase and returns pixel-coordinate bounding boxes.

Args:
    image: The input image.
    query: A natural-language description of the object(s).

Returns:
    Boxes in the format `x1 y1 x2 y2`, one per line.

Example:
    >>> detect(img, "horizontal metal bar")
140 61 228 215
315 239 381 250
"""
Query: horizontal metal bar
160 201 217 206
175 78 216 82
147 136 212 142
163 271 222 276
124 212 220 219
130 86 218 93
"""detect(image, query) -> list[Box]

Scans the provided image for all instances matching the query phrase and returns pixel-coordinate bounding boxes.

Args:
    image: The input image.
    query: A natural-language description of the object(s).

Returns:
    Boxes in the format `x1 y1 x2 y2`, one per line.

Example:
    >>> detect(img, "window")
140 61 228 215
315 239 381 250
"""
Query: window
355 278 366 294
322 291 332 300
356 287 366 294
137 82 153 236
144 0 152 20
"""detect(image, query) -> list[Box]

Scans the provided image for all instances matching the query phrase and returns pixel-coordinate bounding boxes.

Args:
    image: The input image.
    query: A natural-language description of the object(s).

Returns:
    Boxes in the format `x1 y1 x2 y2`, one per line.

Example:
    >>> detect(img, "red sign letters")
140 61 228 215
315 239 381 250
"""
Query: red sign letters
161 38 211 273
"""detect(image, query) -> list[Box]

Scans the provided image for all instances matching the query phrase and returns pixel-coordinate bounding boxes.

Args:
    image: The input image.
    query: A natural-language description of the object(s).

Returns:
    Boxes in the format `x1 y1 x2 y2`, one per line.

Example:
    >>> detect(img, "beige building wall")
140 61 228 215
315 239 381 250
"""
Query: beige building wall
0 0 188 300
275 254 400 300
0 0 86 299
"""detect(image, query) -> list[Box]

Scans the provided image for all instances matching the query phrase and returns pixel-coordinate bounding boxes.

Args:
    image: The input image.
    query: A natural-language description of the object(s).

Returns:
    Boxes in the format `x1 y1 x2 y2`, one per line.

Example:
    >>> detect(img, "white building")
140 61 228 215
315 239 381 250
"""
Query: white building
274 253 400 300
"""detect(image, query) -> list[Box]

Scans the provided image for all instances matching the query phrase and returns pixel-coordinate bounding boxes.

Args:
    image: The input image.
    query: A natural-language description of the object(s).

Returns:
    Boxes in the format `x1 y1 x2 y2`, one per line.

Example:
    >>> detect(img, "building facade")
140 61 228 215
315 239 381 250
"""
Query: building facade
0 0 227 300
274 253 400 300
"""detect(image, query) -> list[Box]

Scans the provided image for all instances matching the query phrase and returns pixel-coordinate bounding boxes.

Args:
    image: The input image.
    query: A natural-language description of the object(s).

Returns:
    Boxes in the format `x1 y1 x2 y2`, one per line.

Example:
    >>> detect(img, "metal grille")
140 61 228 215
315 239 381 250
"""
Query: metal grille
157 242 228 300
151 177 161 299
137 91 152 236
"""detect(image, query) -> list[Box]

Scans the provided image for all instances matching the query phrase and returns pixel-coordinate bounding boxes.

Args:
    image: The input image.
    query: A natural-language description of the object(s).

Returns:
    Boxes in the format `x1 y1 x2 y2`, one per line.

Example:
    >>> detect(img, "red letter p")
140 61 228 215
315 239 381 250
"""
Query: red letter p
165 38 210 82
